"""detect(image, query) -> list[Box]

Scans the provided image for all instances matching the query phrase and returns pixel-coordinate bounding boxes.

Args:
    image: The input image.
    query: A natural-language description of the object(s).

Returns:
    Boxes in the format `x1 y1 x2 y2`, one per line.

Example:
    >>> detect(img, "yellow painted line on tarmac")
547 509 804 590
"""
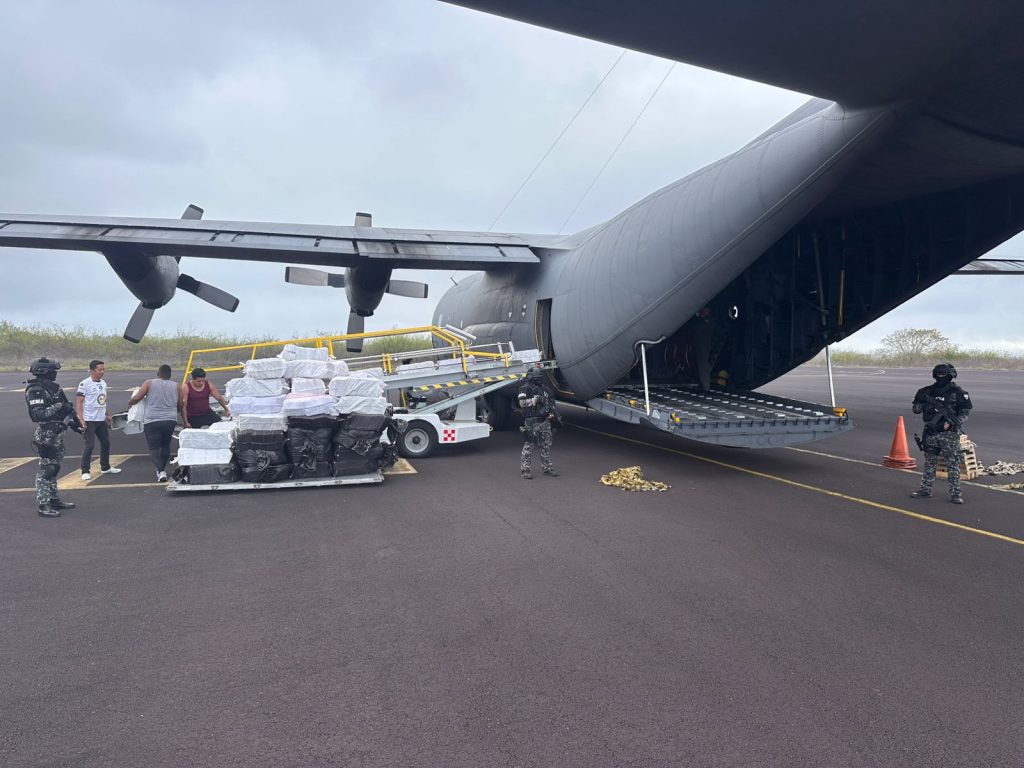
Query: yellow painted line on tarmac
58 454 141 491
787 446 1024 496
572 424 1024 548
0 457 35 474
0 482 158 494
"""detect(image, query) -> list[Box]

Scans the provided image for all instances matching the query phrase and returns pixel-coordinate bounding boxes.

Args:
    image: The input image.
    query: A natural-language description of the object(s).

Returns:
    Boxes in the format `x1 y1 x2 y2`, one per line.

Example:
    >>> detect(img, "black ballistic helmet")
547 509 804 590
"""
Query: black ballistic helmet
932 362 957 379
526 367 545 380
28 357 61 378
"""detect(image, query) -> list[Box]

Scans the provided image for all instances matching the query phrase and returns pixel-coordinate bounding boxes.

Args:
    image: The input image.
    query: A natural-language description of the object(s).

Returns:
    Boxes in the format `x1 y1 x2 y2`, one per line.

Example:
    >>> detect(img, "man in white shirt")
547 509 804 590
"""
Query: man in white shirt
76 360 121 481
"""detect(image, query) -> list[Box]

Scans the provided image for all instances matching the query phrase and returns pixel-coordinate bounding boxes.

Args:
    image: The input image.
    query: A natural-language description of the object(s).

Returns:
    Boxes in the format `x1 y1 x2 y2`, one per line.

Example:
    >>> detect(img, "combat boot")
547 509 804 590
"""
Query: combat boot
910 489 932 498
37 503 60 518
543 469 559 477
50 499 76 510
521 470 533 480
950 494 965 505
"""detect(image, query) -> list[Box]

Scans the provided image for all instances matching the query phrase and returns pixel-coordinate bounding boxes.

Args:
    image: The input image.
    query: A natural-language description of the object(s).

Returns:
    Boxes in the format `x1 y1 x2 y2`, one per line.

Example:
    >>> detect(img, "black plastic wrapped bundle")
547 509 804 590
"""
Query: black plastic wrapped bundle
173 462 241 485
235 447 292 483
235 430 286 452
286 416 336 478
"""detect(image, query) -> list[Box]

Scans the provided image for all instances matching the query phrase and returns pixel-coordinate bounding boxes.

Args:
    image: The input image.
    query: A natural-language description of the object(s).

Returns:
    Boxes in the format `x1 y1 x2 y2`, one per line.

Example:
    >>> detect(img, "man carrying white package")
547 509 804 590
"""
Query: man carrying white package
127 364 179 482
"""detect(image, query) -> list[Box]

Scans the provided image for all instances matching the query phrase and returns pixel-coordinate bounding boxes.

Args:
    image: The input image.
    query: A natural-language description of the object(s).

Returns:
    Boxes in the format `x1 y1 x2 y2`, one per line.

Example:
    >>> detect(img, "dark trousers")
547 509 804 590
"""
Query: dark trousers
143 420 177 473
81 421 111 472
188 411 221 429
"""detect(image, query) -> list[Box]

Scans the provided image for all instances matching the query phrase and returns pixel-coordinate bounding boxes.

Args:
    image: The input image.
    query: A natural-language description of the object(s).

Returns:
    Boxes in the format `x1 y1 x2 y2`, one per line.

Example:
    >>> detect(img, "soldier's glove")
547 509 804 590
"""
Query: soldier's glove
63 414 84 433
912 403 923 414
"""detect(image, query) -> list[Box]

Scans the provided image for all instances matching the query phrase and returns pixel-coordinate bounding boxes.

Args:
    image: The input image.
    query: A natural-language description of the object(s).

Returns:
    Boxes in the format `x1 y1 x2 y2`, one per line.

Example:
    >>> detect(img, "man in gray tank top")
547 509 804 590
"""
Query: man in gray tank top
127 365 180 482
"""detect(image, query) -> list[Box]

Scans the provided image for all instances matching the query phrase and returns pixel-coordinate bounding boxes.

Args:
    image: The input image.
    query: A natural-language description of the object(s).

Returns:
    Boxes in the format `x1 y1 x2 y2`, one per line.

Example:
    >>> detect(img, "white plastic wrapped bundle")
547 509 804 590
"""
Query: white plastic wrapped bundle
176 447 235 466
208 421 237 434
279 344 330 362
281 393 338 417
398 360 434 372
284 359 330 379
335 395 391 415
225 377 288 398
320 359 350 379
290 377 326 394
329 376 386 398
349 367 385 380
513 349 542 364
235 412 287 431
243 358 288 379
227 395 287 414
178 428 235 450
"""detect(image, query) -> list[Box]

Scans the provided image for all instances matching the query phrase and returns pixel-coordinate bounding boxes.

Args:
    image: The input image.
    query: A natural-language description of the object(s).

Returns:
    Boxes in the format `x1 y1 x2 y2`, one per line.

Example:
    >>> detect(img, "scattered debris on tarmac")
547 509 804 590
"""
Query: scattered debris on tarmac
984 461 1024 476
600 466 671 492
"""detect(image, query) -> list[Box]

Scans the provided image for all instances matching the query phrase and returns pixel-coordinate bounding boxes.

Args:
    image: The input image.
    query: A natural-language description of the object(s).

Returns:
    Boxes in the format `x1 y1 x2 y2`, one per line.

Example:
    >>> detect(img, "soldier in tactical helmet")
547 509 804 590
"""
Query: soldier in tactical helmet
910 362 972 504
24 358 83 517
517 366 561 479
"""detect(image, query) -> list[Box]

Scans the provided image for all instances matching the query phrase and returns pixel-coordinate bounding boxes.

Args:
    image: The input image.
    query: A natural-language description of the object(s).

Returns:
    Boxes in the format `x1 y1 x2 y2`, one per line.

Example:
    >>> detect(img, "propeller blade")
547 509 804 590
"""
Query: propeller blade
386 279 428 299
177 274 240 312
346 312 365 353
284 266 345 288
181 204 204 220
354 212 372 227
123 303 155 344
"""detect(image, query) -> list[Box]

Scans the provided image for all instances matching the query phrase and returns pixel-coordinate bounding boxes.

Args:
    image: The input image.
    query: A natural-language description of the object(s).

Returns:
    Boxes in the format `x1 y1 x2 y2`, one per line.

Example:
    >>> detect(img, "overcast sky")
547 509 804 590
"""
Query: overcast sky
2 0 1022 352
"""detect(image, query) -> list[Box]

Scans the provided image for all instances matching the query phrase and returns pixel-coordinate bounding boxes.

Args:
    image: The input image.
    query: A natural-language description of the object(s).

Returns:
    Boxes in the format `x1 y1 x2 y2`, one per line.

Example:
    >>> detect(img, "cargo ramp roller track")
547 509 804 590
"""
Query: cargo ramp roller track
589 385 851 448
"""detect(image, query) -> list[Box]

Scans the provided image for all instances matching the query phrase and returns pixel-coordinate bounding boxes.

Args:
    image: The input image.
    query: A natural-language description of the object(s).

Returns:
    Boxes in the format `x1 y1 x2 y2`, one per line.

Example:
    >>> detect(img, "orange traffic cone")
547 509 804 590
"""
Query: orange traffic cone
883 416 917 469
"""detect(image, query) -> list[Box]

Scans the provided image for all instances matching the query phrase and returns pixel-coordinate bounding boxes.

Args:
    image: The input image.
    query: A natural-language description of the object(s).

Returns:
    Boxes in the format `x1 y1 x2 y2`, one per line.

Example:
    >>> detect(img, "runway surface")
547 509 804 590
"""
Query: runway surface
1 366 1022 767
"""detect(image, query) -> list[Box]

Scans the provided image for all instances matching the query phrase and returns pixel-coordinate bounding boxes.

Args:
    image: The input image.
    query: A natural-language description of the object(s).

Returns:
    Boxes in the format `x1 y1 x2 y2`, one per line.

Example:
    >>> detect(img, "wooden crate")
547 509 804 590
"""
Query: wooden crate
937 434 979 480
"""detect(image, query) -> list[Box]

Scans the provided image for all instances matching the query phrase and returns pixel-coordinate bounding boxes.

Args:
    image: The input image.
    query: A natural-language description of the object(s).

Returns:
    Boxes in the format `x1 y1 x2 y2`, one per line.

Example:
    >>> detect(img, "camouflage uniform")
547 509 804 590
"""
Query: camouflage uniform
32 423 65 506
25 367 78 516
518 374 559 477
520 418 554 475
912 364 972 501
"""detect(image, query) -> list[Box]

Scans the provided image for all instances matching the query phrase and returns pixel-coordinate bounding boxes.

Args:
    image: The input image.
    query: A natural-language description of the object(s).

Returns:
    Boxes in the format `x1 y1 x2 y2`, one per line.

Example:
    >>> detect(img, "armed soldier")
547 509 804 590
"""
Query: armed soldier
517 367 561 479
911 362 972 504
24 358 83 518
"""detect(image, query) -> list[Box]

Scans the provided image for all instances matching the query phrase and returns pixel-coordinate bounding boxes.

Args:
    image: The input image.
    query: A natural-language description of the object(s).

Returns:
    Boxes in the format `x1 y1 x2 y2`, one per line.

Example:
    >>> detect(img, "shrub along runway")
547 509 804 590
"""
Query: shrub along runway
0 368 1022 767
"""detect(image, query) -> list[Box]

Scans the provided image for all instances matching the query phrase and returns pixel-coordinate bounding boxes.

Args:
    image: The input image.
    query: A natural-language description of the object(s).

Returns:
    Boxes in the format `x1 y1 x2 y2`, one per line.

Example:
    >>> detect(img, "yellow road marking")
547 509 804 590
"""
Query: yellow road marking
572 424 1024 548
58 454 140 491
0 457 35 474
787 446 1024 495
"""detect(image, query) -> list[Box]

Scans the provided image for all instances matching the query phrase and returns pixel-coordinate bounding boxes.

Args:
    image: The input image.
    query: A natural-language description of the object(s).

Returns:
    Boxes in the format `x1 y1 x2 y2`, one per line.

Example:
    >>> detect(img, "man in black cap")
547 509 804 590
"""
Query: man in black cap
24 358 82 517
911 362 972 504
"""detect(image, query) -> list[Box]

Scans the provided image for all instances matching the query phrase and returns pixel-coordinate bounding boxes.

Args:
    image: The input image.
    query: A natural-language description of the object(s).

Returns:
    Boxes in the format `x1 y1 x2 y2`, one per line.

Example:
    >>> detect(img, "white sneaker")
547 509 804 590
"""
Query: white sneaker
101 467 122 475
157 471 169 482
81 472 91 481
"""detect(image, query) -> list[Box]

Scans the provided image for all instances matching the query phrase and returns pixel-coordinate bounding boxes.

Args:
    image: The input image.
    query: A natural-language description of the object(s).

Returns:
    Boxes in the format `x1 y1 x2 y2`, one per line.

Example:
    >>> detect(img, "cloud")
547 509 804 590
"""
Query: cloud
1 1 1021 353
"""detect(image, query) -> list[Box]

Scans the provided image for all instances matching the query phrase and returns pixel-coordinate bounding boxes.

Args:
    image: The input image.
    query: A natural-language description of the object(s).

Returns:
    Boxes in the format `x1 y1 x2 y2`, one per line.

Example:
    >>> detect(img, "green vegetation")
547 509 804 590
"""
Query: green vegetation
0 320 434 372
810 328 1024 370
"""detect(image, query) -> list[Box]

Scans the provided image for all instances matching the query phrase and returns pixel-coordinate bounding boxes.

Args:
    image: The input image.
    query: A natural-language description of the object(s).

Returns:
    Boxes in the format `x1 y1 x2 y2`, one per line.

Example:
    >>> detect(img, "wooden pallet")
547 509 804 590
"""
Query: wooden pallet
937 434 980 480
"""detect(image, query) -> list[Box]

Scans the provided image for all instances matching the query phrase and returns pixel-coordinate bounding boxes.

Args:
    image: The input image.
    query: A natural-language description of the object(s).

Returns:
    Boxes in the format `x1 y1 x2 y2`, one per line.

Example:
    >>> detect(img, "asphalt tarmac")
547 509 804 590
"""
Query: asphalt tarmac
1 367 1022 767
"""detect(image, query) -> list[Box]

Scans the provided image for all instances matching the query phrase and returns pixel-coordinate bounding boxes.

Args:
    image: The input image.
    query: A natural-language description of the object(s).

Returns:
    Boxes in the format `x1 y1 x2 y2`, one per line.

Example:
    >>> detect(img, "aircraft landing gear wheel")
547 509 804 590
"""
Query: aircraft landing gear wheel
397 420 437 458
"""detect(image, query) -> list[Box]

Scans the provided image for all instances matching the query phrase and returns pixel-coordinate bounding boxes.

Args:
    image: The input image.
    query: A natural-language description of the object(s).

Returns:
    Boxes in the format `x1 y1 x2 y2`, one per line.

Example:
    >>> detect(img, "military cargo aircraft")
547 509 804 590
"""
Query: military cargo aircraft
3 0 1024 447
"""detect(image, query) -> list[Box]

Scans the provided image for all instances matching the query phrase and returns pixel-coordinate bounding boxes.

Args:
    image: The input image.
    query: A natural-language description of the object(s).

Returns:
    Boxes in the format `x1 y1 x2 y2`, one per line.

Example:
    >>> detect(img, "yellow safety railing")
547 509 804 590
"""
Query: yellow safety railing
184 325 511 377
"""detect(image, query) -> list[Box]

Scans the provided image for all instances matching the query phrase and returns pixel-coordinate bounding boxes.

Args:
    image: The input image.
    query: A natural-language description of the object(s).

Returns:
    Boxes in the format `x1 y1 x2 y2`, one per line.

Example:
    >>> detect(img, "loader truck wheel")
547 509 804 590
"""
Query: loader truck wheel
397 420 438 458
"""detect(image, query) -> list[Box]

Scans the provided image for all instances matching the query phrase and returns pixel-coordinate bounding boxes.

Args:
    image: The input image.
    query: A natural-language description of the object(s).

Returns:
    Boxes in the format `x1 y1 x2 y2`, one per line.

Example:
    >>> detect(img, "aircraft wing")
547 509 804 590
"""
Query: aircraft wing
0 213 565 270
446 1 1023 107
